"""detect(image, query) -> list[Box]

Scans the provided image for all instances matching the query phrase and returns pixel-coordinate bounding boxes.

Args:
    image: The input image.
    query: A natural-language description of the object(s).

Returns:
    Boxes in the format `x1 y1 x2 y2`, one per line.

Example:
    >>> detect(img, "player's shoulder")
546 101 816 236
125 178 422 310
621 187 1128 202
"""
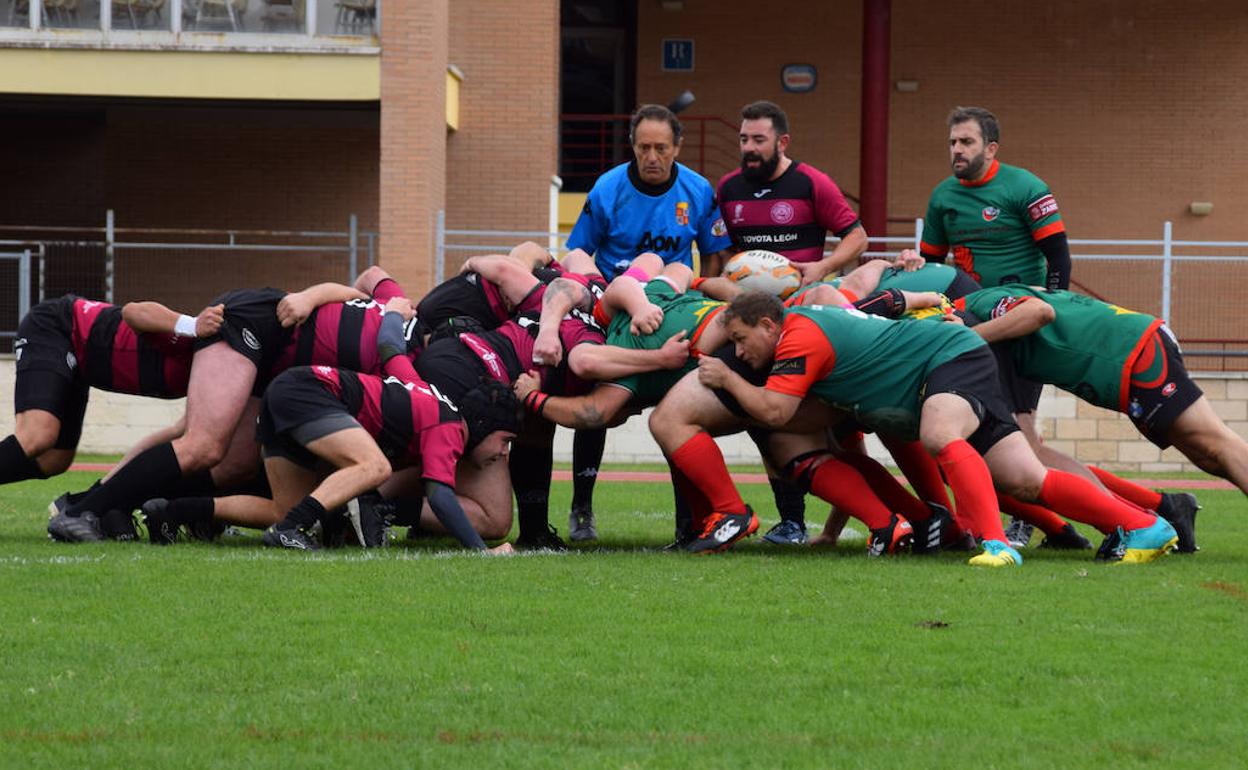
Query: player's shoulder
930 174 962 196
995 161 1049 189
716 166 745 194
588 162 633 196
673 161 713 191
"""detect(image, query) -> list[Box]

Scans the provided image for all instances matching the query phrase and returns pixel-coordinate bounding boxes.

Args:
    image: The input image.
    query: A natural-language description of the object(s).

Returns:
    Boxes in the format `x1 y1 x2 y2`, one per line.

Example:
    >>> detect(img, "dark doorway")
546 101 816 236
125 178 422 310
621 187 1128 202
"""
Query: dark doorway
559 0 637 192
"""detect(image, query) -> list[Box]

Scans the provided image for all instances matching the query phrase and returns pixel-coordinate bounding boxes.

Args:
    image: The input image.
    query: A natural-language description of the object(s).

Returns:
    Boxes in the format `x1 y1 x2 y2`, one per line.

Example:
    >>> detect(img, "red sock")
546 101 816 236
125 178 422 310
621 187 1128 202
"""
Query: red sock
670 432 746 515
934 439 1006 542
883 437 952 510
1088 465 1163 510
836 450 931 523
805 456 895 530
999 494 1069 536
1038 470 1156 533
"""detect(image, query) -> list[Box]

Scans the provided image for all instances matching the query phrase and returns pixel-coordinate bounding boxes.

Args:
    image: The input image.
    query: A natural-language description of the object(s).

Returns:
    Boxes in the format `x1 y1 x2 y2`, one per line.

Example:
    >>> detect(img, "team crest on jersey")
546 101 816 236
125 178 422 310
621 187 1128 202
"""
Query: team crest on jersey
981 206 1001 222
675 201 689 226
711 217 727 237
770 201 795 224
1162 382 1177 397
991 296 1025 318
731 203 745 224
242 328 261 351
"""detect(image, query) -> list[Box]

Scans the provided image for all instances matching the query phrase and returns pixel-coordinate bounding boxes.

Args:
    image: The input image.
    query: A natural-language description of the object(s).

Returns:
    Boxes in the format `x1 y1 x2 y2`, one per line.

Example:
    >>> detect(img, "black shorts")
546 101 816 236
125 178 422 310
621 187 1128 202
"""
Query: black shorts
707 343 770 419
922 346 1020 454
257 369 361 467
413 336 492 405
990 343 1043 414
14 297 88 449
1127 326 1203 448
195 288 291 396
415 274 506 335
944 269 983 301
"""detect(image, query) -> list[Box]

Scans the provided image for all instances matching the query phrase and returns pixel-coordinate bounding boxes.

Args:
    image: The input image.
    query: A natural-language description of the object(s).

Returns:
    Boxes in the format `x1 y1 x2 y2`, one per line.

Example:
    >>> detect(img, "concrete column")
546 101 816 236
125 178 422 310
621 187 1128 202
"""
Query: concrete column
379 0 448 295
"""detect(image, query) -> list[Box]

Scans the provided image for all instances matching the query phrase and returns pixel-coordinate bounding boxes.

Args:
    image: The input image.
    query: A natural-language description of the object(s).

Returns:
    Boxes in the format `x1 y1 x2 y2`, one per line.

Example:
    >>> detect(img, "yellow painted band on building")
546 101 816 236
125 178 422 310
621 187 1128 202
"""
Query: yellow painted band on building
0 47 378 100
558 192 587 230
446 64 462 131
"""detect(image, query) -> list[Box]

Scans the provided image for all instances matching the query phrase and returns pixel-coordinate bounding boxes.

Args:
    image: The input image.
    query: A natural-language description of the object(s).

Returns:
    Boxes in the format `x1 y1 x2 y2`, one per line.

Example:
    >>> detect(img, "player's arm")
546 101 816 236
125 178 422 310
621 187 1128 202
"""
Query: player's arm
514 375 632 430
968 297 1054 343
122 301 224 338
1038 232 1072 291
425 480 488 550
602 253 666 335
567 333 689 381
277 282 369 328
532 277 593 367
696 357 803 427
792 224 868 286
837 257 890 298
460 254 541 308
700 247 735 278
794 284 851 307
377 299 421 383
919 198 948 264
691 275 742 301
353 265 393 296
509 241 554 271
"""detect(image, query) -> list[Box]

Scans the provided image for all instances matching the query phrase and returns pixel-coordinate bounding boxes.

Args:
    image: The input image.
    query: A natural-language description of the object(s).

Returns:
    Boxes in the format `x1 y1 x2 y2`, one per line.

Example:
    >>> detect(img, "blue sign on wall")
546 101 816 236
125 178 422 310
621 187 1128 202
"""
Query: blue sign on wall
662 39 695 72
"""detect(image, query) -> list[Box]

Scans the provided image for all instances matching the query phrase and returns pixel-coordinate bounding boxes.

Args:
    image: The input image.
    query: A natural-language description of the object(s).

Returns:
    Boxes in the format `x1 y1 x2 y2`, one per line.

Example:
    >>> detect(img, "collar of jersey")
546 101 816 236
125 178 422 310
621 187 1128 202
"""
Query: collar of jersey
958 159 1000 187
628 160 680 196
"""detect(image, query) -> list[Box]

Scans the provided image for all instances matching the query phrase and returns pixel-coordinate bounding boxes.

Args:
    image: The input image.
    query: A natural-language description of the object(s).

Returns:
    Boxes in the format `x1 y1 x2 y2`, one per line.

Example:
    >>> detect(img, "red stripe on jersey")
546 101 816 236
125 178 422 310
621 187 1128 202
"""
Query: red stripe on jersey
1030 221 1066 241
919 240 948 258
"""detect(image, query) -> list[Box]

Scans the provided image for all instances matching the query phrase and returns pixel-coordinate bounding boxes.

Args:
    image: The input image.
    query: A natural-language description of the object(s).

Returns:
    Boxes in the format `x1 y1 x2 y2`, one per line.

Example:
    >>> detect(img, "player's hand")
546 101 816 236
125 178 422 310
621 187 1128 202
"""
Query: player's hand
459 257 478 275
630 302 665 336
793 259 830 287
696 355 729 388
513 371 540 400
903 290 944 310
487 542 515 556
194 304 225 337
277 291 317 328
893 249 924 272
532 330 564 367
658 330 690 369
942 311 965 326
383 296 415 321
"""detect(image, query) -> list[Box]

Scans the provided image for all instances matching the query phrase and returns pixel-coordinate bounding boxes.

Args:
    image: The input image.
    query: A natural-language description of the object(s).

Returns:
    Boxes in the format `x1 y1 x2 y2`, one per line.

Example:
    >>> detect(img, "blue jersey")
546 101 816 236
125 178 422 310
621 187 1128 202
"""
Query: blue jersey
566 161 731 281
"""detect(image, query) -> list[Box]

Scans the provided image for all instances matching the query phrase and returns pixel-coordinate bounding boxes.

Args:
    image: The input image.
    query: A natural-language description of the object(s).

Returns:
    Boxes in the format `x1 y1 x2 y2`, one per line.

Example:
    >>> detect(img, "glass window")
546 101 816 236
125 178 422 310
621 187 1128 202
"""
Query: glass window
253 0 305 33
317 0 374 37
111 0 172 30
3 0 31 27
42 0 101 29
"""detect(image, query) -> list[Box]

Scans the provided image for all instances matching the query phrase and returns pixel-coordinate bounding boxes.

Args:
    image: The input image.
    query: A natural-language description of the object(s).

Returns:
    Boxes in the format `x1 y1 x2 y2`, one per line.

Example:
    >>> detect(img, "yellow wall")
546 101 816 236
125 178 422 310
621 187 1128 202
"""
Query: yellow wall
557 192 586 230
0 48 378 100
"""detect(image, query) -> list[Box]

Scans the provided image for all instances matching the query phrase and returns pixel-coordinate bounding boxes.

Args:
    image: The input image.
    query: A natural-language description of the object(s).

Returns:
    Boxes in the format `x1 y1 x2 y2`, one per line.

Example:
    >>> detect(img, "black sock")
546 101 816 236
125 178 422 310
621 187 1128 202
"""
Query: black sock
769 475 807 527
166 471 216 500
167 497 215 528
280 495 327 530
510 435 553 539
571 428 606 513
67 480 101 505
66 442 183 517
672 471 693 542
0 434 46 484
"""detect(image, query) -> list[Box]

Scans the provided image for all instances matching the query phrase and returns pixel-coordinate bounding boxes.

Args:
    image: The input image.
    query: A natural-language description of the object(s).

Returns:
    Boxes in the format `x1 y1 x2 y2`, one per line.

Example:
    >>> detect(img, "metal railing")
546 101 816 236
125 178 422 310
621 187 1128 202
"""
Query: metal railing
559 114 740 192
0 249 32 342
436 218 1248 369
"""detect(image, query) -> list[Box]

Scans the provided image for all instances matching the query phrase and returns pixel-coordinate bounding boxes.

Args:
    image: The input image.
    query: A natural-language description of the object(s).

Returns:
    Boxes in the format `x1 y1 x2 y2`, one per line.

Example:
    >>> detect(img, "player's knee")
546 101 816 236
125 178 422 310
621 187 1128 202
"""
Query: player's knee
37 450 75 477
15 427 57 458
175 437 229 471
361 457 392 490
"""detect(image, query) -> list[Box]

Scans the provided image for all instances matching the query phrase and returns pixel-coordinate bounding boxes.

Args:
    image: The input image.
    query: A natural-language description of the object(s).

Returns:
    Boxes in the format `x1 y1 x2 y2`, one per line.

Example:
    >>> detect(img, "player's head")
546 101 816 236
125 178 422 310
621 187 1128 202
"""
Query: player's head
720 291 785 370
739 100 790 183
459 379 520 468
629 104 683 185
947 106 1000 181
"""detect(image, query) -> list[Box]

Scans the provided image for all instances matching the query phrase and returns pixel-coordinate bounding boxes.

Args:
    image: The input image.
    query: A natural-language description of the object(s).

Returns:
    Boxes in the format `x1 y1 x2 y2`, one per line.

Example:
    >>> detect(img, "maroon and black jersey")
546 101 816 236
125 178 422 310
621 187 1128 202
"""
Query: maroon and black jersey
308 365 465 488
458 304 605 396
717 161 860 264
270 278 420 379
70 298 193 398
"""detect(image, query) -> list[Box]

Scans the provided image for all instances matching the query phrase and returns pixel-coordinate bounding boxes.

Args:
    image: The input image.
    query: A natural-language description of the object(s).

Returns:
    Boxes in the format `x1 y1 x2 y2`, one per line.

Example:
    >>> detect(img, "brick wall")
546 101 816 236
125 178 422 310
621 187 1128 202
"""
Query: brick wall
636 0 1248 243
445 0 559 272
378 0 448 296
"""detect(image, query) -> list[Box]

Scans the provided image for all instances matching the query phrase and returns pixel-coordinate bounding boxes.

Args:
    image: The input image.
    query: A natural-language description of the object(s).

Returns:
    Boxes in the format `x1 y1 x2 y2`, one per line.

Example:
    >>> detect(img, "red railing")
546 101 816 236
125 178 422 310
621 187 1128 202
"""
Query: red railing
559 113 740 189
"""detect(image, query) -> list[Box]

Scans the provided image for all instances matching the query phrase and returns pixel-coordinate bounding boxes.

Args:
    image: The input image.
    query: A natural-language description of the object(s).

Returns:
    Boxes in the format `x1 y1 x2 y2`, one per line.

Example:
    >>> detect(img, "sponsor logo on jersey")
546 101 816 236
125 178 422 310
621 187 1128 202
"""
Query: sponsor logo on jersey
242 328 261 351
1162 382 1177 397
770 201 795 224
636 232 682 253
753 188 772 198
732 203 745 224
711 218 727 237
66 351 77 370
79 300 103 314
14 337 25 362
981 206 1000 222
675 201 689 226
1027 194 1059 222
771 356 805 376
1129 398 1144 418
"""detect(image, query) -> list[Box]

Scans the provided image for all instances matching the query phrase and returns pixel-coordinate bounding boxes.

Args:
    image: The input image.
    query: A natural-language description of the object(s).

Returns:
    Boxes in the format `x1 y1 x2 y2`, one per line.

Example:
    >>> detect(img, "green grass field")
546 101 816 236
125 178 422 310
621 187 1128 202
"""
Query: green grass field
2 470 1247 768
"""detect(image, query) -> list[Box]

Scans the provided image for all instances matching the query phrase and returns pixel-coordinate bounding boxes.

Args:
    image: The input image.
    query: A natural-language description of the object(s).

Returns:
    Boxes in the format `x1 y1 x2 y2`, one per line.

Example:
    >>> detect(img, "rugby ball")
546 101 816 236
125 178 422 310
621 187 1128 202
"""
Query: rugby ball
723 250 802 299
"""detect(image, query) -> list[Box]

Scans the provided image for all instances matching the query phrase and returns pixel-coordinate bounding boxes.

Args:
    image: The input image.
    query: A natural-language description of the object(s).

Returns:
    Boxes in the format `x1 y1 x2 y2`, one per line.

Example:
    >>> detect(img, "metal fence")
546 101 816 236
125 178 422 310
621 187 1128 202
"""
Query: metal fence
0 212 375 353
437 218 1248 371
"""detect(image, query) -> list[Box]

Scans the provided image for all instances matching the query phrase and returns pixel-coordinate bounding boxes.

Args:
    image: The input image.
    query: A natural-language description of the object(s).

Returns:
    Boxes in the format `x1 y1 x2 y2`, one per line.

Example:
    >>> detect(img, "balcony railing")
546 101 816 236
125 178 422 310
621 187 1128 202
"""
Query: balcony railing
0 0 379 49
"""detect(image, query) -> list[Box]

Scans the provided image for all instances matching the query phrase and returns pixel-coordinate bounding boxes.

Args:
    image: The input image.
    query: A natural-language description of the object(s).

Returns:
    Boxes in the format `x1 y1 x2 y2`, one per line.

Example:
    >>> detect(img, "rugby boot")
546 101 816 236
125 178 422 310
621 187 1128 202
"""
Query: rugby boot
968 539 1023 567
1038 523 1094 550
686 507 759 554
1112 517 1178 565
867 514 914 557
1157 492 1200 553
